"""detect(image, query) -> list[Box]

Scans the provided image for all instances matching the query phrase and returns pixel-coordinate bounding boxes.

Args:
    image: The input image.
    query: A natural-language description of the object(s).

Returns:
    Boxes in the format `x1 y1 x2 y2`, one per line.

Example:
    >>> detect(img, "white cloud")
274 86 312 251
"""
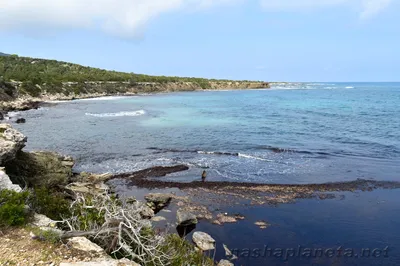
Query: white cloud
259 0 393 19
0 0 392 37
0 0 236 37
360 0 392 19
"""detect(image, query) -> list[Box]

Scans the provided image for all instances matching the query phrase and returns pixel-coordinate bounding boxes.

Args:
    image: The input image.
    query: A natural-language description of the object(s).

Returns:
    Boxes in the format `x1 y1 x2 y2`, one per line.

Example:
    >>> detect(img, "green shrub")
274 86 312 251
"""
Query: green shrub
69 195 107 231
0 190 30 226
159 234 215 266
20 81 42 97
28 187 71 221
29 227 61 244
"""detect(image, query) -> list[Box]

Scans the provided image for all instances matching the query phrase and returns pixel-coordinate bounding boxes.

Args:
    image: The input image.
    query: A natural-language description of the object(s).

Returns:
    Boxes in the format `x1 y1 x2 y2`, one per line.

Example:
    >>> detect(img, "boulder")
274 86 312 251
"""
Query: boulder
0 123 27 165
67 237 106 255
31 213 58 228
176 210 198 226
65 182 109 196
140 205 155 219
151 216 166 222
73 172 112 183
215 213 237 224
218 260 234 266
16 118 26 124
0 168 21 192
192 231 216 251
145 193 173 211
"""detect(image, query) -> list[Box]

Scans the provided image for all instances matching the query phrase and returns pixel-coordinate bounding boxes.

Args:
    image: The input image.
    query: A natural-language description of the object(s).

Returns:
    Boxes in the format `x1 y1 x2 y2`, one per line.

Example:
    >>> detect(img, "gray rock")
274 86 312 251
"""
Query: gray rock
16 118 26 124
192 231 215 251
151 216 166 222
65 182 109 196
177 210 198 226
0 168 21 192
67 237 106 255
140 205 155 219
218 260 234 266
144 193 173 210
31 213 57 227
0 123 27 165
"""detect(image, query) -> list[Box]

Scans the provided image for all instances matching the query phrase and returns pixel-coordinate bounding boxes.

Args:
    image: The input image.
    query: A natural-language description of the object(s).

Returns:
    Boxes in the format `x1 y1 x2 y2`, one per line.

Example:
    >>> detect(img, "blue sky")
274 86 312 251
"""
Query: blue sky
0 0 399 82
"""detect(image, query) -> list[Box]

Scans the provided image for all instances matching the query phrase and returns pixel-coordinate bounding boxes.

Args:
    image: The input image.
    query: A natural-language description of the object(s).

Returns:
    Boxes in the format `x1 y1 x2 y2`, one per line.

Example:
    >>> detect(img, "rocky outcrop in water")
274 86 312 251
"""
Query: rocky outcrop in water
16 118 26 124
177 210 198 226
192 231 215 251
145 193 173 211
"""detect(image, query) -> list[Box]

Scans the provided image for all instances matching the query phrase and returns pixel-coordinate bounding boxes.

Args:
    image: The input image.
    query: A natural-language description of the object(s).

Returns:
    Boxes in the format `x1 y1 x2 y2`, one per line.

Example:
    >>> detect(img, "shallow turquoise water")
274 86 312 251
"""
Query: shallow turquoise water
13 82 400 184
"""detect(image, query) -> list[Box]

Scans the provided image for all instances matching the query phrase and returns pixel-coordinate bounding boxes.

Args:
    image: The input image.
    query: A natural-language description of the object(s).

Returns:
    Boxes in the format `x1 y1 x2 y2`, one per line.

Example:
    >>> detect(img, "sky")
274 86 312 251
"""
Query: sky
0 0 399 82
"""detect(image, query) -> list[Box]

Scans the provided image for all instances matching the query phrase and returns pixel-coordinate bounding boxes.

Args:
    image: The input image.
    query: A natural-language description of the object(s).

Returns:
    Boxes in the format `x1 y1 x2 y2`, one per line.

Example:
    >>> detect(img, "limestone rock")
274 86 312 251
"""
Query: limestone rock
177 210 198 226
151 216 166 222
218 260 234 266
31 213 57 227
0 123 27 165
4 150 74 189
192 231 215 251
144 193 172 211
215 213 237 224
0 168 21 192
67 237 106 255
60 258 141 266
254 220 270 229
65 182 109 196
140 205 155 219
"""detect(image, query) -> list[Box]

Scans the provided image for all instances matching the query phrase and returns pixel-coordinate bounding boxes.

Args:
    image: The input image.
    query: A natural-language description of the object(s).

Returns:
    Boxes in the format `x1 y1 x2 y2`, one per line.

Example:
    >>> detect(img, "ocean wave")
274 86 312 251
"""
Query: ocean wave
345 86 355 89
258 145 331 156
238 153 273 162
85 110 145 117
197 150 239 156
146 147 273 161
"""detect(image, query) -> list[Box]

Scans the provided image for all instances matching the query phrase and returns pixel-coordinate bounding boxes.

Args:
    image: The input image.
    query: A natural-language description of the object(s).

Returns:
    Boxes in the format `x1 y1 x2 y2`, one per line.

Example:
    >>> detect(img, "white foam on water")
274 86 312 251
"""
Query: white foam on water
77 96 135 102
238 153 273 162
345 86 355 89
85 110 145 117
46 100 71 103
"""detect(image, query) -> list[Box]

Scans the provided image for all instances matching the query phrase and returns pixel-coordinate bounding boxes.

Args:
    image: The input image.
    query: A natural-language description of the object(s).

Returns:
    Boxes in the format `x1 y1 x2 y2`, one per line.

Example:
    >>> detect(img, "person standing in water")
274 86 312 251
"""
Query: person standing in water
202 170 207 182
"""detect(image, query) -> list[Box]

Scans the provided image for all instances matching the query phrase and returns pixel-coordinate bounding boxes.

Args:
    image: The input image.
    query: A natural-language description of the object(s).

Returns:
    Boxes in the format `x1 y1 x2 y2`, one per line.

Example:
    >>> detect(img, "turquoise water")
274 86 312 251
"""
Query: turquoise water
13 82 400 184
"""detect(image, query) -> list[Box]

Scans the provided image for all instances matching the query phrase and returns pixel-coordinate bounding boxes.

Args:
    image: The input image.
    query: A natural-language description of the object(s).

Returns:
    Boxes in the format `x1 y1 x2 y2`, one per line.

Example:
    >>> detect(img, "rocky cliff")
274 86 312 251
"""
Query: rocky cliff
0 80 269 112
0 123 75 192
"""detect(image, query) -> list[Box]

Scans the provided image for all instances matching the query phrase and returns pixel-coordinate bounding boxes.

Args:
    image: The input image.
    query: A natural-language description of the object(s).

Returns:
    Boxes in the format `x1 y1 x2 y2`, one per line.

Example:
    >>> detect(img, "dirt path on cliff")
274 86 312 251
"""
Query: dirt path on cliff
0 228 100 265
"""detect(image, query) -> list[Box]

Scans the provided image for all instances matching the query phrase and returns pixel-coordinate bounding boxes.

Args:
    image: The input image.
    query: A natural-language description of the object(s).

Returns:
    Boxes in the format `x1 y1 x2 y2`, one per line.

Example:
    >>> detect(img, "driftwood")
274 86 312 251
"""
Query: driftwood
60 193 171 265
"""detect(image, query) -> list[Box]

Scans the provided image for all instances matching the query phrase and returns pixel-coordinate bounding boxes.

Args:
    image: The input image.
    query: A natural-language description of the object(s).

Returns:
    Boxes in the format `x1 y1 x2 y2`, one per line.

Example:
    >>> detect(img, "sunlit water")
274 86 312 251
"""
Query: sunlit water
12 82 400 184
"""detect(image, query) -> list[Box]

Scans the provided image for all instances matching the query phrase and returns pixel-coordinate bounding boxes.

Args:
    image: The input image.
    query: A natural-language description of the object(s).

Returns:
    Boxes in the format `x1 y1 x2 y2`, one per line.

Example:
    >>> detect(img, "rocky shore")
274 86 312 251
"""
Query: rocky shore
2 123 399 265
0 80 270 114
0 124 232 265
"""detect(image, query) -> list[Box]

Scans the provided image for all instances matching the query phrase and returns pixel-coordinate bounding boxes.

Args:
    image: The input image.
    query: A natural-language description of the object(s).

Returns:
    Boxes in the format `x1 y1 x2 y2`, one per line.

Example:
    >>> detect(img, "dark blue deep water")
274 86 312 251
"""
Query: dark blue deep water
13 82 400 184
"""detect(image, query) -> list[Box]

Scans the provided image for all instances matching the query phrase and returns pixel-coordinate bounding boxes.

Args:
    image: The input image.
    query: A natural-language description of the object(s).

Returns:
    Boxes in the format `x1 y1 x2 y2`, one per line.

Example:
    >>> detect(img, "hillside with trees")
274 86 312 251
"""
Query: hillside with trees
0 54 269 102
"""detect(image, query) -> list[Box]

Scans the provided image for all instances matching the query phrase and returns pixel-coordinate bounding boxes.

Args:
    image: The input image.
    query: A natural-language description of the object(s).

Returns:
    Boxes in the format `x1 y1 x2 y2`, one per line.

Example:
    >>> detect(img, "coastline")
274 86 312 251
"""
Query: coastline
2 86 400 265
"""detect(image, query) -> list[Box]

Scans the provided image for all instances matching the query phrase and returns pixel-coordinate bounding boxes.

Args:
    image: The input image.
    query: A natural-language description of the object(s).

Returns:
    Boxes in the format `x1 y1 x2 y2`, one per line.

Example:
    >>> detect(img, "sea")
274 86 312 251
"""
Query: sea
12 82 400 184
10 82 400 265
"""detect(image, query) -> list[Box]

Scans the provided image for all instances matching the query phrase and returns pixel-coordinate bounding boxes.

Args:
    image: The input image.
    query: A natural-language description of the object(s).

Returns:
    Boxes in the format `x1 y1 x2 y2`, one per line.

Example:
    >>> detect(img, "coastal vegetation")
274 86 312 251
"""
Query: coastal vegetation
0 54 268 103
0 123 218 265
